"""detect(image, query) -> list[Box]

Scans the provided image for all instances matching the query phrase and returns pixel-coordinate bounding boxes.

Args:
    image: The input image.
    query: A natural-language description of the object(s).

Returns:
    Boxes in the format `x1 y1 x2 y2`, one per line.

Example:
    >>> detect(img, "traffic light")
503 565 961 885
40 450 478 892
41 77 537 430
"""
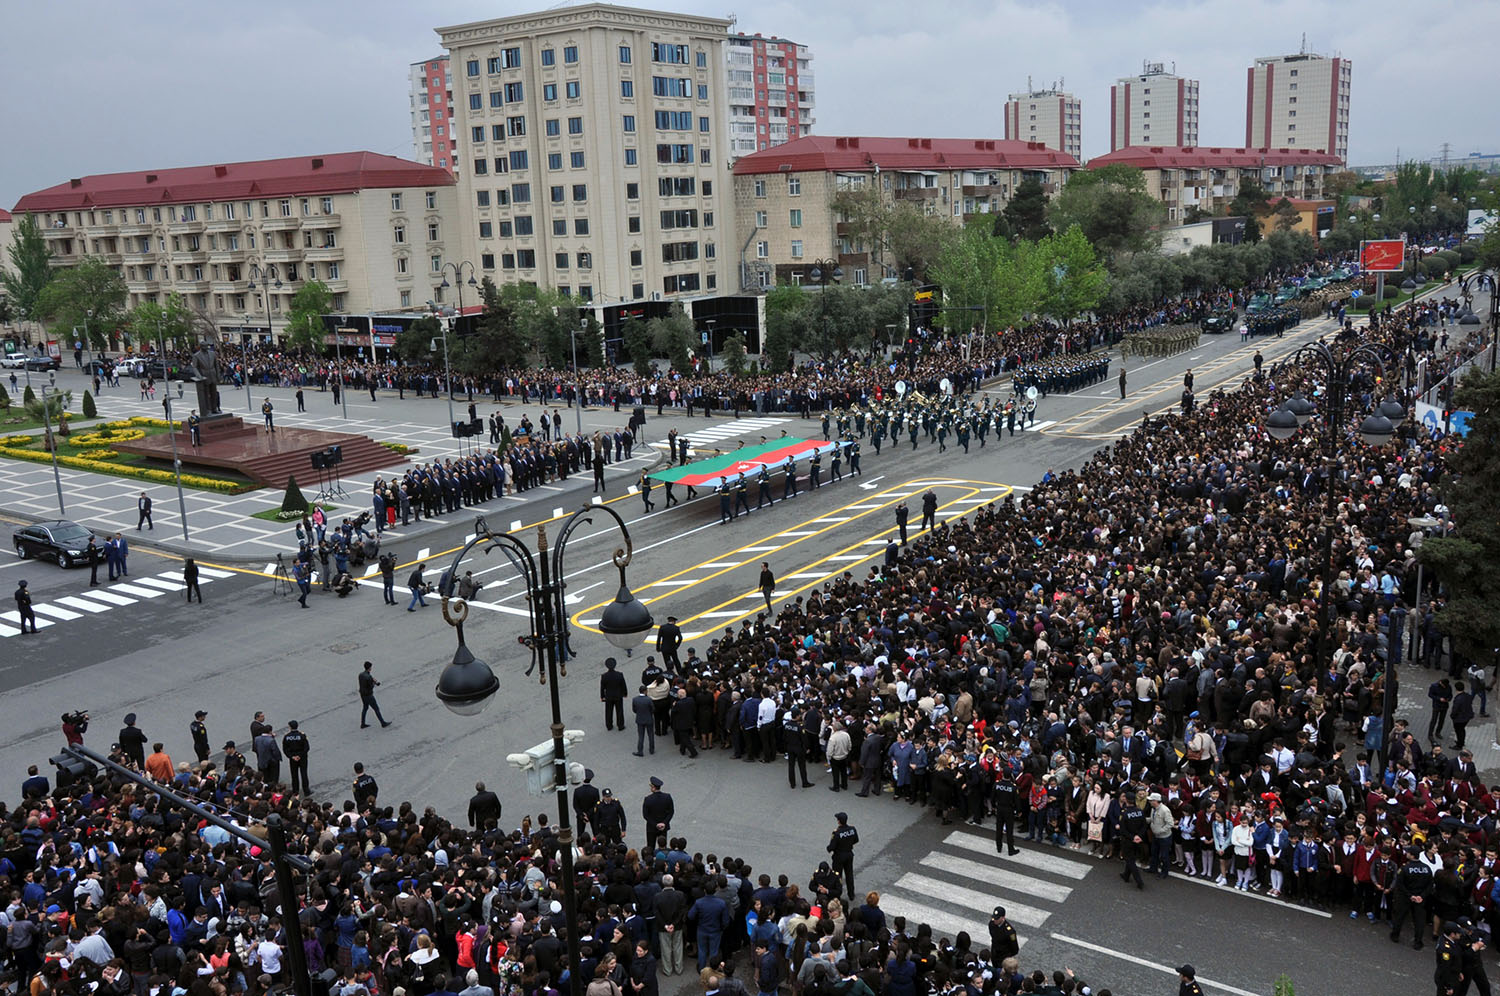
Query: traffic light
506 730 588 796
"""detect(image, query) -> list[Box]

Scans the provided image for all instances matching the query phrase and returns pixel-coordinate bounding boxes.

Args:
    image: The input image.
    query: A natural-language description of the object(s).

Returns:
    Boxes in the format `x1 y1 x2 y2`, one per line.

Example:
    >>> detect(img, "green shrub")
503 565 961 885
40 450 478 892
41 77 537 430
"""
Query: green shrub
281 475 310 514
1383 284 1402 299
0 384 8 409
81 390 97 418
1458 243 1478 263
23 384 36 405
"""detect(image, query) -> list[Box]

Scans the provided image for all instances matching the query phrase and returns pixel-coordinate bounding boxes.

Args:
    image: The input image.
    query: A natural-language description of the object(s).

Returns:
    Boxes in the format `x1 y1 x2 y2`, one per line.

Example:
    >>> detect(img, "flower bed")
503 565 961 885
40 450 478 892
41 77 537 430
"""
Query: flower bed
71 428 147 446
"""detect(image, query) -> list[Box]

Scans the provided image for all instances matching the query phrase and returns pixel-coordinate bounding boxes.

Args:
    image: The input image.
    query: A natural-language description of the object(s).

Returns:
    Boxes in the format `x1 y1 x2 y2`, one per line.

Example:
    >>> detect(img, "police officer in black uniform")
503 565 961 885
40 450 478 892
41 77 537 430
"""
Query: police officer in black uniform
988 907 1019 962
828 812 859 896
593 787 625 844
895 501 910 545
1435 922 1464 996
1455 917 1489 996
993 768 1019 856
283 721 311 795
1119 793 1146 889
784 707 813 789
1391 845 1435 949
190 709 211 763
1177 965 1204 996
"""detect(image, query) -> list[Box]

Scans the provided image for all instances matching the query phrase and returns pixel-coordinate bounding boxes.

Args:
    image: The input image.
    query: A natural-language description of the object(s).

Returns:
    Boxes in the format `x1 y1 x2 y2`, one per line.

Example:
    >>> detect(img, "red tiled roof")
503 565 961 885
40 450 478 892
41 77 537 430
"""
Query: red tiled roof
12 152 455 213
0 209 11 223
731 135 1078 175
1086 145 1342 169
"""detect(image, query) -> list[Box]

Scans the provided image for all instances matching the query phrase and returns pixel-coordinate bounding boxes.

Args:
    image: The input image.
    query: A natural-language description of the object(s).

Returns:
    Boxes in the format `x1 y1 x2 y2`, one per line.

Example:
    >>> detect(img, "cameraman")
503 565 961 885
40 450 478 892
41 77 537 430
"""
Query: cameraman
407 563 429 612
63 710 89 746
458 571 483 602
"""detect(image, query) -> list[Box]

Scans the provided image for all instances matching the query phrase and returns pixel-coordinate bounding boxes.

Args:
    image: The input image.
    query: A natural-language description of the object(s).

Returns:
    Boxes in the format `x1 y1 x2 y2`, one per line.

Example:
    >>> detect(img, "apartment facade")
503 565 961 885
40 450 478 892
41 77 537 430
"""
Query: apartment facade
1246 52 1351 163
1003 88 1081 161
409 55 457 172
437 3 736 306
1110 63 1199 152
1087 145 1342 224
726 32 814 159
733 136 1078 288
10 152 459 344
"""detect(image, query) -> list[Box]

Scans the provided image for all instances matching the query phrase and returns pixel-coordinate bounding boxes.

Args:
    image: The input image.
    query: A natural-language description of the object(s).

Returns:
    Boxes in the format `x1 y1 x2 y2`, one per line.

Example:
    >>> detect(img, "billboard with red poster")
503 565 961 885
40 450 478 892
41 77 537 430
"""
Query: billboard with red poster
1359 239 1407 272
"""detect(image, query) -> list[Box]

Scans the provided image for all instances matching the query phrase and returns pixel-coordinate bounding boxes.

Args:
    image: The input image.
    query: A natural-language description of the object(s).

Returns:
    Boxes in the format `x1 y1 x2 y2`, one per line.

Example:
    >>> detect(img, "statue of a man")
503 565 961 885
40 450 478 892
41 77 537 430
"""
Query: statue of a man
189 341 221 415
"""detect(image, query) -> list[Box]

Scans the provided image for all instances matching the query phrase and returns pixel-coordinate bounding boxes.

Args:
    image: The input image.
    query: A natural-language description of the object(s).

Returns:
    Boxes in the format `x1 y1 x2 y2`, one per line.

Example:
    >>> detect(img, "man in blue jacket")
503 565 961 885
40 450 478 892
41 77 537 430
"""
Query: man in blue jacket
689 884 730 970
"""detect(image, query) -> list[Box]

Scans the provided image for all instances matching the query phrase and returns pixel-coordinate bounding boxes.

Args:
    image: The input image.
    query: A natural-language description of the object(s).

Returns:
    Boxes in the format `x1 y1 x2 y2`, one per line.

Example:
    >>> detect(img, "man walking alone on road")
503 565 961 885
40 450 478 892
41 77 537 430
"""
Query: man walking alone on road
137 491 153 530
358 661 392 729
758 562 775 615
1119 366 1127 400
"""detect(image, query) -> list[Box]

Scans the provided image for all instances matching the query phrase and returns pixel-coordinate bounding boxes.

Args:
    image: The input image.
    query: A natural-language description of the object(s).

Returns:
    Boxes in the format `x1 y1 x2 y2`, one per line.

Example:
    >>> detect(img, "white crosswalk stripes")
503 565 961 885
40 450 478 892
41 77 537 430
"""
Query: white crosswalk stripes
1 566 236 637
880 826 1094 947
651 417 794 450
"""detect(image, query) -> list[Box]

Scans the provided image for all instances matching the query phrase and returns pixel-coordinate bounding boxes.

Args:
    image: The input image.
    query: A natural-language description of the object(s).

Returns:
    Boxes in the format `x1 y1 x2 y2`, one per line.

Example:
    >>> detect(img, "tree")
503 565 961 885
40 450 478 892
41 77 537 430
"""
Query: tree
81 390 96 418
1047 165 1164 258
32 258 126 348
1035 225 1108 323
763 284 812 372
280 475 311 515
1001 177 1052 242
1419 369 1500 670
621 317 653 375
1271 198 1302 232
830 186 955 279
282 281 333 354
647 304 695 371
396 314 441 364
1228 179 1271 244
0 213 55 321
581 314 605 368
1476 222 1500 274
929 219 1031 331
126 293 193 349
463 278 526 369
721 331 748 377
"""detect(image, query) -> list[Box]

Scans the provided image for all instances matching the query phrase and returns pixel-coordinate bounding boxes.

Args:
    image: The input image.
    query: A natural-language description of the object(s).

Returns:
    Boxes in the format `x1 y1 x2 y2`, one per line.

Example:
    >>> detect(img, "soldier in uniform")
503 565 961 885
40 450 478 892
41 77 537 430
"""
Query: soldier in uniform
757 465 773 508
190 709 211 763
718 477 733 524
783 456 798 499
808 449 822 489
829 443 842 482
734 474 752 518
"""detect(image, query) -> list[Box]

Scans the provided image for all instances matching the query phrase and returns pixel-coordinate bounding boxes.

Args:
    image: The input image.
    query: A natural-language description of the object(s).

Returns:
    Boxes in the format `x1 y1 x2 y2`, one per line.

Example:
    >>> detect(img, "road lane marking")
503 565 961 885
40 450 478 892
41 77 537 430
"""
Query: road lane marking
55 596 111 613
74 589 138 606
893 873 1051 928
32 604 84 621
1048 933 1258 996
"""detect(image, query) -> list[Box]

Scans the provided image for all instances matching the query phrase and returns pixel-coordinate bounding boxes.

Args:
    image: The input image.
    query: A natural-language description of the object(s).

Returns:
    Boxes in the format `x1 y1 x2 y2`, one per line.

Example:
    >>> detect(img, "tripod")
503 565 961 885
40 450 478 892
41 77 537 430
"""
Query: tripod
327 445 350 500
310 452 334 503
271 552 294 597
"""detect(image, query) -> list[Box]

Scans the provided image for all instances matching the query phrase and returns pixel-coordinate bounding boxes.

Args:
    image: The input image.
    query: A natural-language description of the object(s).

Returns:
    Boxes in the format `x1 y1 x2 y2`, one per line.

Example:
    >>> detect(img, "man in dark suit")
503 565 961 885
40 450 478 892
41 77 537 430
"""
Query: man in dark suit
600 657 628 731
657 617 684 673
468 781 502 829
642 776 674 851
573 770 600 836
670 688 699 758
633 686 656 756
1120 726 1148 764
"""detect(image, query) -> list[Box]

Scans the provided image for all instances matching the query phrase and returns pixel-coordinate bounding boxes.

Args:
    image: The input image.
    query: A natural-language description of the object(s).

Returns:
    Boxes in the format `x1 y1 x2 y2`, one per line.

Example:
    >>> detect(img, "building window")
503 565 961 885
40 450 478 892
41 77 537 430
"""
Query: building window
619 45 632 64
490 91 503 109
505 81 524 102
512 183 532 203
553 219 567 236
401 290 412 306
696 50 707 68
517 249 536 268
789 209 802 227
568 116 584 135
515 216 533 236
541 48 555 67
548 153 563 170
788 177 801 195
466 59 480 77
481 253 495 269
496 189 510 206
430 255 443 273
499 221 513 237
756 241 768 259
623 114 636 132
566 81 581 99
575 219 589 235
396 257 409 274
754 179 766 198
624 148 637 165
474 158 489 175
472 125 485 142
573 184 588 201
790 240 803 258
705 243 715 259
544 83 558 101
393 225 406 244
546 118 561 137
470 93 483 111
571 151 586 168
632 282 645 298
428 222 440 240
479 221 493 238
551 185 565 203
704 211 713 227
555 252 570 270
508 116 526 137
509 150 528 170
564 45 578 64
621 79 634 98
630 249 643 266
699 148 711 164
628 217 641 234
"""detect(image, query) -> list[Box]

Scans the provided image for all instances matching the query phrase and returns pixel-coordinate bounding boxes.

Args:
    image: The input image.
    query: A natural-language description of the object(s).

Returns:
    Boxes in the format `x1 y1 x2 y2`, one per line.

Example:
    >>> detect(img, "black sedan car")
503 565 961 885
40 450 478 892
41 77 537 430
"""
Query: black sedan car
13 520 98 568
24 354 61 371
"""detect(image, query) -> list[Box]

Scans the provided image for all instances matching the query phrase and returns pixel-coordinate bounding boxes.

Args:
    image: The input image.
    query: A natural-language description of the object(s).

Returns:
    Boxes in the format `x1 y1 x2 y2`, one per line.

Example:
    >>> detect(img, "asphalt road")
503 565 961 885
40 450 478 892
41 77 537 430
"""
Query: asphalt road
0 308 1456 996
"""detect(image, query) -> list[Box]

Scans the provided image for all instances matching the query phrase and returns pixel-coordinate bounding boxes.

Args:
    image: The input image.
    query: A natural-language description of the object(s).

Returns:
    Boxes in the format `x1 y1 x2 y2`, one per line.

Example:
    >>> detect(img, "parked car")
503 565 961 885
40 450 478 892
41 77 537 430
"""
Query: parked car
13 520 98 568
1 352 28 369
25 355 61 371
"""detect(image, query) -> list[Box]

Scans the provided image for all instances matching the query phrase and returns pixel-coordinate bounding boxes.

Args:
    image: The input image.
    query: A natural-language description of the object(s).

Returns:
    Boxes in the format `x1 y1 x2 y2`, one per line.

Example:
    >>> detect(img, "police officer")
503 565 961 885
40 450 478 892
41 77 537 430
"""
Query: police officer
784 707 812 789
190 709 211 763
594 787 626 844
1177 965 1204 996
351 762 378 810
987 907 1019 962
642 775 674 851
1456 917 1489 996
1119 793 1146 889
1391 845 1435 948
1435 923 1463 996
827 812 859 895
993 768 1019 856
920 490 938 531
283 721 311 796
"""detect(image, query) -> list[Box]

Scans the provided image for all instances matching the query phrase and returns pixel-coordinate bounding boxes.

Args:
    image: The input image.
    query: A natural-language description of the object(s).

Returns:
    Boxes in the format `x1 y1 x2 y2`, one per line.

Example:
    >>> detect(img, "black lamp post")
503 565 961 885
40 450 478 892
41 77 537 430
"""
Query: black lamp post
436 507 653 996
1264 341 1406 772
247 263 281 411
809 258 842 352
1456 270 1499 372
440 261 478 422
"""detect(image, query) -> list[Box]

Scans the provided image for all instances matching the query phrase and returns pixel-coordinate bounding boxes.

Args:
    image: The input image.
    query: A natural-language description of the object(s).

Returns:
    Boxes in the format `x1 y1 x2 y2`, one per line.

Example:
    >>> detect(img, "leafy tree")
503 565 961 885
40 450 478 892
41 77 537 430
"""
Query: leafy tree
1271 198 1302 232
1001 177 1052 242
581 314 605 367
1035 225 1108 322
1476 222 1500 274
1419 369 1500 669
720 331 748 377
396 314 441 363
1047 165 1163 258
830 187 955 279
621 317 653 375
763 284 811 372
460 278 526 369
126 293 194 350
930 219 1029 331
1228 178 1271 244
281 280 333 354
647 304 695 371
32 258 125 348
0 383 9 410
81 390 96 418
0 213 55 320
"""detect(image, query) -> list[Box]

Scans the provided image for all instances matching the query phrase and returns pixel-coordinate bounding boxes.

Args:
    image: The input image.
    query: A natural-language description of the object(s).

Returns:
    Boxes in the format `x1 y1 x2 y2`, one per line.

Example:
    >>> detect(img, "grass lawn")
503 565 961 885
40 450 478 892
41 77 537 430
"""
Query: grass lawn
251 503 339 523
0 409 101 435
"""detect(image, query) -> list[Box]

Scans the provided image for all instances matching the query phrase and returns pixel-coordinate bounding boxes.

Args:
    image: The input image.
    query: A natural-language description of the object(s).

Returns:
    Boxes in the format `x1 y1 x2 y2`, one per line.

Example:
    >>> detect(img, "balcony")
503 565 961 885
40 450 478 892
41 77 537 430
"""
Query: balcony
42 224 75 239
262 248 303 264
126 279 161 294
122 249 155 264
117 223 153 237
205 218 242 234
305 246 344 263
323 279 349 293
893 186 939 201
174 280 209 294
171 249 208 263
97 252 124 265
209 248 248 264
168 218 205 234
211 280 250 294
261 216 302 232
309 213 340 227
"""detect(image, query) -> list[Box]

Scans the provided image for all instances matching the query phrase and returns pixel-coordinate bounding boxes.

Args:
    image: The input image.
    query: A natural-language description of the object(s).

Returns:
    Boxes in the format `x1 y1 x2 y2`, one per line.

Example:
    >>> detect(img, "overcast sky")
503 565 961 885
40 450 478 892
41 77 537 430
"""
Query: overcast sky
5 0 1497 207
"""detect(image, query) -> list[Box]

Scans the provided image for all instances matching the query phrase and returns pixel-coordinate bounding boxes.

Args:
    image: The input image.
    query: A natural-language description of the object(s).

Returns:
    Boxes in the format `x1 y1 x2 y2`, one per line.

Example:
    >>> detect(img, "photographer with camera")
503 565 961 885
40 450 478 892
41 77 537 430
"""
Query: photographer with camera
457 570 482 602
406 563 429 612
62 710 89 746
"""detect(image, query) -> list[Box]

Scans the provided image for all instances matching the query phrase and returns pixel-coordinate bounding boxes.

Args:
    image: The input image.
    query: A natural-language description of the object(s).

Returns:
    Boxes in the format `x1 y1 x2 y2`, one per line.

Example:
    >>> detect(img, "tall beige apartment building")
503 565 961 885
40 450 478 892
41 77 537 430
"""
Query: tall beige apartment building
1003 86 1081 161
1110 63 1199 152
436 3 736 305
1246 51 1351 163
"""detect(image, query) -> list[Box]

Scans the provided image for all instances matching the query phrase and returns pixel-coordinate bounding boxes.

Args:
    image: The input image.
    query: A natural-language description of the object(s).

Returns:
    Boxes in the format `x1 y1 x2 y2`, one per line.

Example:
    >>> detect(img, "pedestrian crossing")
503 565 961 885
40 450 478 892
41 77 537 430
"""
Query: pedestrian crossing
650 416 794 452
1 565 235 637
879 825 1095 948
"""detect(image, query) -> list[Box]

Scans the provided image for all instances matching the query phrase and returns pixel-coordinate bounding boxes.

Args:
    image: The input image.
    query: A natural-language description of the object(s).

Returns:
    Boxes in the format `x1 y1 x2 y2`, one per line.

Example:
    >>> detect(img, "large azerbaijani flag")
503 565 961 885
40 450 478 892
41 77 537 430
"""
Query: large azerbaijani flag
647 437 837 487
